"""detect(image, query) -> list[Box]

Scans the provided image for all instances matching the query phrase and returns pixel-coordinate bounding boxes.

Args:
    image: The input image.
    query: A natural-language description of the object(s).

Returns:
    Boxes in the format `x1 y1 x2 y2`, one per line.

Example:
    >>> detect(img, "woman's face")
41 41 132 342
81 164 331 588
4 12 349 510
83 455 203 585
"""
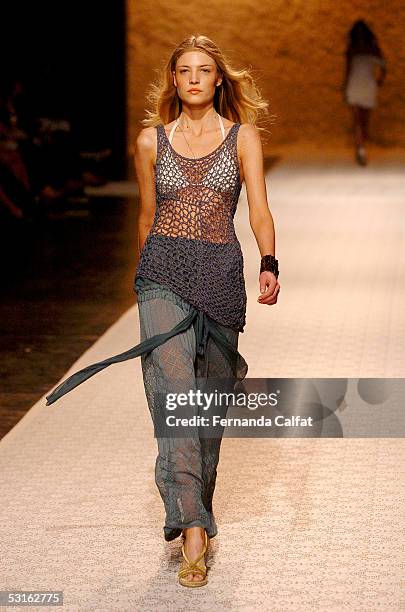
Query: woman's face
173 51 221 106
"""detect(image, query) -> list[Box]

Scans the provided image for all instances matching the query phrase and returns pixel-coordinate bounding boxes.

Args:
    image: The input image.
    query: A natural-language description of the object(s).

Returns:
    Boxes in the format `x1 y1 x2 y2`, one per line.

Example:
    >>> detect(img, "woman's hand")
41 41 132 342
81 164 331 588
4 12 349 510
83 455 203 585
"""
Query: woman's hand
257 271 280 305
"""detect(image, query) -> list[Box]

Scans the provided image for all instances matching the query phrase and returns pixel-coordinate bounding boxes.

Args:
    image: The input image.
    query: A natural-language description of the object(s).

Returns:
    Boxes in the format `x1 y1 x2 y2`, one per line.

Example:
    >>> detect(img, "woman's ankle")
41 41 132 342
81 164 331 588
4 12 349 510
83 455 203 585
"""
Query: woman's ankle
182 526 206 540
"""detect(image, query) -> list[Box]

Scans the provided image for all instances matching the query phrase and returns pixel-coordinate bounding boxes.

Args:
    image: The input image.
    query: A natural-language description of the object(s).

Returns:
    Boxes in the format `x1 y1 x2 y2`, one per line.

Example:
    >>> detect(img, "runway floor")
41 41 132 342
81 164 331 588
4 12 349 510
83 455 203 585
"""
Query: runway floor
1 156 404 610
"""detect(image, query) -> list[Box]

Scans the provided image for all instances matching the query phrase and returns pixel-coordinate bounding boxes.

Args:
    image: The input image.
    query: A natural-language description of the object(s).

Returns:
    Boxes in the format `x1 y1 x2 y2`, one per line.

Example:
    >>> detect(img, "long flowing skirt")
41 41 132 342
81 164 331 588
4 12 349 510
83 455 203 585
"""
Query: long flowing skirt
136 276 246 541
45 275 248 541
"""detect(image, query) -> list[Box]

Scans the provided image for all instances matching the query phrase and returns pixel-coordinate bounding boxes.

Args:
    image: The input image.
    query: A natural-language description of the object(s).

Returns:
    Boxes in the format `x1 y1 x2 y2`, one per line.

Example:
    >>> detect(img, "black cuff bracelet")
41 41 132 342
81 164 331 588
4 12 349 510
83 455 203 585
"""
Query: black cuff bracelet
260 254 279 279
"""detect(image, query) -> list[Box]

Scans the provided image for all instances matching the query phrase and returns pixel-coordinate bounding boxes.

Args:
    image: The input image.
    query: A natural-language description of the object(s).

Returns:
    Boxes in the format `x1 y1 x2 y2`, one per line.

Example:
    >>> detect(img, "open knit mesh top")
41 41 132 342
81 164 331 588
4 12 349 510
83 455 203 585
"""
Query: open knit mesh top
134 117 247 333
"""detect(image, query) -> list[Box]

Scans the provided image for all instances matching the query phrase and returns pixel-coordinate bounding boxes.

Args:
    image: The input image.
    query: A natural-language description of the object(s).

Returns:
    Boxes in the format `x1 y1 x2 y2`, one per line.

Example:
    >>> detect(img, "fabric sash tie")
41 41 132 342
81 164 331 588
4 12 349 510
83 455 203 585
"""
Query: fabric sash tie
45 306 247 406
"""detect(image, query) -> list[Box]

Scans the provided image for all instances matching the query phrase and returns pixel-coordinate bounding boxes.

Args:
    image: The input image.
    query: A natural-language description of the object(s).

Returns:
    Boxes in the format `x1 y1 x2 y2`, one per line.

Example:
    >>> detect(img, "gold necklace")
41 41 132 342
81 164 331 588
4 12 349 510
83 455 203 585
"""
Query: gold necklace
175 110 219 159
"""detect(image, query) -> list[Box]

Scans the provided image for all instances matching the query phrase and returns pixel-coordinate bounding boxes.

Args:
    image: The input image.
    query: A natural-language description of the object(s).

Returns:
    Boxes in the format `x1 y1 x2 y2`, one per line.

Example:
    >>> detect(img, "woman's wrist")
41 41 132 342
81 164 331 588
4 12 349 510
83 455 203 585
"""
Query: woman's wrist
260 254 279 279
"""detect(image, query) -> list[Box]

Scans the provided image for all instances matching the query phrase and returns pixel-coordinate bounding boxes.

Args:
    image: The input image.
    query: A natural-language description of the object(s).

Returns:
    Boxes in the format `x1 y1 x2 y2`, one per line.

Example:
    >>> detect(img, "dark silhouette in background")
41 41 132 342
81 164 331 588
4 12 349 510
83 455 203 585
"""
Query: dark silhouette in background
343 19 387 166
0 75 109 221
0 1 126 224
0 3 130 435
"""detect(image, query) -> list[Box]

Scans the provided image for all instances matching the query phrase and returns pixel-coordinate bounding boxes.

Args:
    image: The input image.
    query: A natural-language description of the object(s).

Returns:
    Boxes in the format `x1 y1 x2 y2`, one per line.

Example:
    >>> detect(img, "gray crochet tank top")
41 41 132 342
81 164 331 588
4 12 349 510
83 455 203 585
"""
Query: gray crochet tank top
134 119 247 332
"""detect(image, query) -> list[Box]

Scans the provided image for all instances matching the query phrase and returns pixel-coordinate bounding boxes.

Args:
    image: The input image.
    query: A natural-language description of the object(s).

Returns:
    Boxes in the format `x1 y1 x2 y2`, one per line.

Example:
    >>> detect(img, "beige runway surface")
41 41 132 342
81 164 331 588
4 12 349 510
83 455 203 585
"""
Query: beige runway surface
1 160 404 611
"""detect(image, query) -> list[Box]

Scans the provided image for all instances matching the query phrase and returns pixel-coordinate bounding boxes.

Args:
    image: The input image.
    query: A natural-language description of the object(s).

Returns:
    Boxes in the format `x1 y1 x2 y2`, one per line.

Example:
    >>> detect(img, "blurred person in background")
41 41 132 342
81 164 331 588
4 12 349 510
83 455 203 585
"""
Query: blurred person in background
0 74 110 222
342 19 387 166
0 77 34 220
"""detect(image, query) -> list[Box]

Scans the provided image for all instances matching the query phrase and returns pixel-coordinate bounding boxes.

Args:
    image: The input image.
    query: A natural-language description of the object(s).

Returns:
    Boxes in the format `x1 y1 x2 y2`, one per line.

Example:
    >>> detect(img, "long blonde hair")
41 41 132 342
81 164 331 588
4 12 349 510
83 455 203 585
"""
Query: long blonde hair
140 34 275 140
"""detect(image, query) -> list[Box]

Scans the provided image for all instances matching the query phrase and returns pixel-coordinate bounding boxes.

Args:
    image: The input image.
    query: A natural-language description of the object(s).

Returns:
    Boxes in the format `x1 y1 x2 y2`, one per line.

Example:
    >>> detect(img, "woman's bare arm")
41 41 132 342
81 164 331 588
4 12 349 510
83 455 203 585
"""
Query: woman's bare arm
238 124 280 306
134 127 157 255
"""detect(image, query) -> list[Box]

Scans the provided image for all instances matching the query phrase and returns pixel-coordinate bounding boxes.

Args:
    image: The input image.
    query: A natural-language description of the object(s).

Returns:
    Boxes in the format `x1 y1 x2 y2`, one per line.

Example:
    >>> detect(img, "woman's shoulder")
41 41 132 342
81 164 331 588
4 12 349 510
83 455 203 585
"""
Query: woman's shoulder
238 123 262 144
134 126 158 164
136 125 158 146
236 123 264 162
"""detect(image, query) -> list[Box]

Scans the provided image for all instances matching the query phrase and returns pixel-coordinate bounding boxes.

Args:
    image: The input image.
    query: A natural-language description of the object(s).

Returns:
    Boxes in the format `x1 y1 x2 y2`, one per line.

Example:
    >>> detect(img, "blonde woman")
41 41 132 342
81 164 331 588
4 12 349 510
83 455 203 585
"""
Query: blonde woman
45 34 280 587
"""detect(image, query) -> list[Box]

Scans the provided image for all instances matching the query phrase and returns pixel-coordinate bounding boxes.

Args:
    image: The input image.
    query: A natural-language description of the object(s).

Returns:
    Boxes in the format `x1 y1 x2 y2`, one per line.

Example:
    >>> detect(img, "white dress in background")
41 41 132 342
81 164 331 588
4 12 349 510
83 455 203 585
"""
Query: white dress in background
345 53 386 109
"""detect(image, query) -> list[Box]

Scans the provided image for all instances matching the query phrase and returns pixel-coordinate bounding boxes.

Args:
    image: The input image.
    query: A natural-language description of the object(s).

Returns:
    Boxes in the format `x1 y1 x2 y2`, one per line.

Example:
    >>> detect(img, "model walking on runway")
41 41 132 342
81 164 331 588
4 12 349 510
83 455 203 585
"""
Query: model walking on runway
343 19 387 166
45 34 280 587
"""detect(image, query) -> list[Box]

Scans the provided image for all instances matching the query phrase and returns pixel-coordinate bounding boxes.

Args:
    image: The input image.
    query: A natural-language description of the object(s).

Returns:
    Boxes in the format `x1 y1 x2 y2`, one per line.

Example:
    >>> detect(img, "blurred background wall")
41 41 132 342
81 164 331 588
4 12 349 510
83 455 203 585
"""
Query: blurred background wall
126 0 405 160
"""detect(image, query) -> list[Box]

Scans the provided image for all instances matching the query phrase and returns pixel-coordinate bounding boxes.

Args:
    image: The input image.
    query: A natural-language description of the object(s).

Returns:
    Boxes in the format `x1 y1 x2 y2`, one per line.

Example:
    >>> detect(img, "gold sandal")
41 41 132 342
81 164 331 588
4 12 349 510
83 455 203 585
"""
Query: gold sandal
178 530 209 587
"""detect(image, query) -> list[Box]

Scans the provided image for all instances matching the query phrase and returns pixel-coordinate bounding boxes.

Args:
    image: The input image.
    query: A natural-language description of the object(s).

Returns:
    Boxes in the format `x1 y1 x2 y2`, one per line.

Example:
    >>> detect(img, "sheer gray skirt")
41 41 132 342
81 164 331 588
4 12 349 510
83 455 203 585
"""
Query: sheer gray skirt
44 274 247 541
135 275 242 542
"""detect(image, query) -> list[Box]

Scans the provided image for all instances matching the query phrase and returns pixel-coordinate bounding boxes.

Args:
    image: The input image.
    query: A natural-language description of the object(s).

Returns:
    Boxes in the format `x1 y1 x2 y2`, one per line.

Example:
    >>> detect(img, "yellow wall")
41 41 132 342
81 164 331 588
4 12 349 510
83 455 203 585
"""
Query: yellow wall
126 0 404 157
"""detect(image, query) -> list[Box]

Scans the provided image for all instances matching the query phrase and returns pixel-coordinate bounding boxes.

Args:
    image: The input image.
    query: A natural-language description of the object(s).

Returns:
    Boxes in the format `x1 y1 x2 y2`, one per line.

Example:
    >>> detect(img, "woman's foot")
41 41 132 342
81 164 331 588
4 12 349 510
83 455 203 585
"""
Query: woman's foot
180 527 209 583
